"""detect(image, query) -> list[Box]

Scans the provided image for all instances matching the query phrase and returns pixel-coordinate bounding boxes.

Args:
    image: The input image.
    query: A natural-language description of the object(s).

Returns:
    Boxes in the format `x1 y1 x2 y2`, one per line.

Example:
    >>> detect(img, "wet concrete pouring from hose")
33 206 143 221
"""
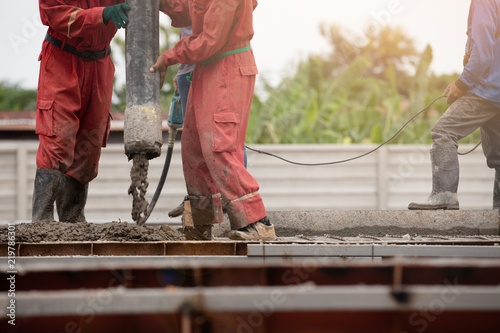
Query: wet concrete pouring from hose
128 153 150 226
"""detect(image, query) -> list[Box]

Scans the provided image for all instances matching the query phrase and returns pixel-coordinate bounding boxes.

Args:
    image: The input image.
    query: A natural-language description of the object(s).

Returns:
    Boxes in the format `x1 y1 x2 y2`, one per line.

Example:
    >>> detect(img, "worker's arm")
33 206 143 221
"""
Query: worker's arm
102 4 131 29
159 0 191 27
39 0 127 38
456 0 498 92
444 82 466 105
162 0 239 66
151 0 239 86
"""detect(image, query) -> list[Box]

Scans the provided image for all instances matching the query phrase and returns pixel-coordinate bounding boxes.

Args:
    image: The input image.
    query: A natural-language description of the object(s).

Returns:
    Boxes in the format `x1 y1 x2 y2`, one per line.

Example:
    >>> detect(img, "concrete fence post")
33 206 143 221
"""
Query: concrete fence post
16 144 28 220
377 146 388 210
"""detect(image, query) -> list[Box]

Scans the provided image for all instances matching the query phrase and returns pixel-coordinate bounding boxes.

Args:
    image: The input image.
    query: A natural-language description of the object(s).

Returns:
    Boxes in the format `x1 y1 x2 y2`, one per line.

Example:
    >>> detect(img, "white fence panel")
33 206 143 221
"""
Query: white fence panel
0 142 494 222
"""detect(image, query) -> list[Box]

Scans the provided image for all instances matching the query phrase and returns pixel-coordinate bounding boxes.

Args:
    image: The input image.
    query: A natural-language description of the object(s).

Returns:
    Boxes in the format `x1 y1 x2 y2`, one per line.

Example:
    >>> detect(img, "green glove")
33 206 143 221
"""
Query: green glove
103 3 131 29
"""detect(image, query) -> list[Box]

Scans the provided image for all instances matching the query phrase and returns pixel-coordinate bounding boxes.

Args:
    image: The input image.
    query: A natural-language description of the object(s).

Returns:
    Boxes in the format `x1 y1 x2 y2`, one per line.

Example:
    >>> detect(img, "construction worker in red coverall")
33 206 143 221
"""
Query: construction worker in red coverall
33 0 130 223
150 0 276 241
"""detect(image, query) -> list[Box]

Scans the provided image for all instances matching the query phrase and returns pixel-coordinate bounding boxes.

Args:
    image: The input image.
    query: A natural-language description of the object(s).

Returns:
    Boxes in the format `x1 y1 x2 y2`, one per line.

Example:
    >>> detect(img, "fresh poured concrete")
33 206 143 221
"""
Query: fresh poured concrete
214 210 500 237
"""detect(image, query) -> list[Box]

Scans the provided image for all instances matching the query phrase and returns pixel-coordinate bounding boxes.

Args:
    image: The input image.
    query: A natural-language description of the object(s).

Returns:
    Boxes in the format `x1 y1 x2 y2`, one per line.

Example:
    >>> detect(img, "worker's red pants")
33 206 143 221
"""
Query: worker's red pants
35 41 113 185
182 48 267 230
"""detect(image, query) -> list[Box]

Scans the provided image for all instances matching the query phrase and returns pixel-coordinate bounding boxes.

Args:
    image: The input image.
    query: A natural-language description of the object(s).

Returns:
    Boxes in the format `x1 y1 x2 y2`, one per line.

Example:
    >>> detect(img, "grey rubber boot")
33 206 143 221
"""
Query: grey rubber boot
179 225 213 241
168 195 189 218
32 168 62 222
408 148 460 210
56 174 88 222
493 169 500 211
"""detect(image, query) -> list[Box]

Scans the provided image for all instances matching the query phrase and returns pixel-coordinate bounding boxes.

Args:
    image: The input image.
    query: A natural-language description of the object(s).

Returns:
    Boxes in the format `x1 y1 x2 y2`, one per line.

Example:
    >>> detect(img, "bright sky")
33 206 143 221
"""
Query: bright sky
0 0 471 89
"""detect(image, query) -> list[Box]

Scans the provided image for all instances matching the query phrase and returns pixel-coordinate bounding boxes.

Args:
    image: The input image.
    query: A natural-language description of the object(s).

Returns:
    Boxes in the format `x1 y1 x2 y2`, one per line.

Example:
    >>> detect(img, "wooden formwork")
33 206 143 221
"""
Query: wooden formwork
1 238 500 332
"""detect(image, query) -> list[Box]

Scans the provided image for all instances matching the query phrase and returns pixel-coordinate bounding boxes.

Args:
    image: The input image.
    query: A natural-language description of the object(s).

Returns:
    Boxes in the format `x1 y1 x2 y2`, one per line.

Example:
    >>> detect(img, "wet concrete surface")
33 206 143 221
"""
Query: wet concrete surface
2 210 498 243
0 220 185 243
213 210 500 237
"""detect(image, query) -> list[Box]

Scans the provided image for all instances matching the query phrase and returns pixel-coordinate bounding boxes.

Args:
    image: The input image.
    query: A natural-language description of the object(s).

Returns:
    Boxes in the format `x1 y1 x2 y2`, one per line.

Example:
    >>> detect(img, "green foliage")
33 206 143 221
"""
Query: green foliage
247 25 481 145
319 24 418 82
0 82 37 111
0 22 484 146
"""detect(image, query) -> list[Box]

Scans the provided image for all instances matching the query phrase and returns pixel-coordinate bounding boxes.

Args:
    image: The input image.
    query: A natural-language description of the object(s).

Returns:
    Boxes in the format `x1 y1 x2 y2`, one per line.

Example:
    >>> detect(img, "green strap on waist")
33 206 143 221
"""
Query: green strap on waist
200 45 251 65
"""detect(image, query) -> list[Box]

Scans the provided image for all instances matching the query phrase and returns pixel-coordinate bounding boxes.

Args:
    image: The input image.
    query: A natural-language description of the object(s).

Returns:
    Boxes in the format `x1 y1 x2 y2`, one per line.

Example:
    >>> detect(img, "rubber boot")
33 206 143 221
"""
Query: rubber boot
408 148 460 210
493 169 500 211
178 200 214 240
32 168 62 222
180 225 213 241
56 174 88 222
168 195 189 218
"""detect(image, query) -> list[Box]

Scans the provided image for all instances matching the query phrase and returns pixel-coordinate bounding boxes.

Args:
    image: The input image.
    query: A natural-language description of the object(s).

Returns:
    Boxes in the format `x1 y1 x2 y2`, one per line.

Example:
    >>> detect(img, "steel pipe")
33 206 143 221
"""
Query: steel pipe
124 0 162 160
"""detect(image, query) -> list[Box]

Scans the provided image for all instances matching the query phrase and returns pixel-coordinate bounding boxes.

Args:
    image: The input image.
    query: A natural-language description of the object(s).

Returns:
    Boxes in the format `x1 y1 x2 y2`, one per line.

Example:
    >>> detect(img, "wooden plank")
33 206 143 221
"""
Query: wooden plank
92 242 165 256
19 243 92 256
165 242 245 256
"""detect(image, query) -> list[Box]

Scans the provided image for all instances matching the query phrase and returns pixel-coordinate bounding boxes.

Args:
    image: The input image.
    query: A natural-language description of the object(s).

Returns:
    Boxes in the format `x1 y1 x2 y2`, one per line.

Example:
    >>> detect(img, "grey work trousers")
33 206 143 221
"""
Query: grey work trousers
432 93 500 169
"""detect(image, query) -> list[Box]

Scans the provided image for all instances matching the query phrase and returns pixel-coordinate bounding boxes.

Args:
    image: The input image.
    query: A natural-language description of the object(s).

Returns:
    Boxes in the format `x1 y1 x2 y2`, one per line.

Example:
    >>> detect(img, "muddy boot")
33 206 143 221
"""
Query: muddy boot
168 195 189 218
160 224 187 240
32 168 62 222
179 225 213 241
227 217 276 241
178 199 214 240
493 169 500 211
408 148 460 210
56 175 88 222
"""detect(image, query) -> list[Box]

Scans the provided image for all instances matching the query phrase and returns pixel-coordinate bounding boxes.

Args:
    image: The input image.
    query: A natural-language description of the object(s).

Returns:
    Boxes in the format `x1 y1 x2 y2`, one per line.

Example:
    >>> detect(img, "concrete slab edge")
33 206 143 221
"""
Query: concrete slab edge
214 210 500 237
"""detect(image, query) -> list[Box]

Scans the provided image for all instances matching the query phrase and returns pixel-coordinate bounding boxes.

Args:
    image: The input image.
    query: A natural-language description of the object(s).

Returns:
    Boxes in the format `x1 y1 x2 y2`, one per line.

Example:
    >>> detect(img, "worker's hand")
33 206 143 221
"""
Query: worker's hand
102 3 131 29
173 75 179 93
150 55 168 88
444 83 466 105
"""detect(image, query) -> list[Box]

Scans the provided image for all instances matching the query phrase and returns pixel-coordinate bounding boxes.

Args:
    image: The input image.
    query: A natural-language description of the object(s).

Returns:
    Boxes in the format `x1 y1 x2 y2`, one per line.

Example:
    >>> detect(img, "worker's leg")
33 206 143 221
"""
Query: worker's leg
177 72 192 119
32 168 62 222
478 104 500 210
33 43 82 221
65 57 114 184
168 73 193 218
494 167 500 210
181 68 224 227
409 94 499 209
57 57 114 222
56 174 89 222
191 53 267 230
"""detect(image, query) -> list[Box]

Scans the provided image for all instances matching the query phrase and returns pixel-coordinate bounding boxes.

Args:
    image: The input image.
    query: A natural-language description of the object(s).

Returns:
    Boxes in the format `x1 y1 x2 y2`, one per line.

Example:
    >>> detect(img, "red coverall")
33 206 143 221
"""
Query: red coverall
37 0 122 185
160 0 266 230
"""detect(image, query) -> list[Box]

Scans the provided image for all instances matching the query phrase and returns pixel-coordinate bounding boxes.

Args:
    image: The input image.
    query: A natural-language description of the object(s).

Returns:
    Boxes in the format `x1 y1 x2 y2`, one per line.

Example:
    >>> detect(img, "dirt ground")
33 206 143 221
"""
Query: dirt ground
0 220 185 243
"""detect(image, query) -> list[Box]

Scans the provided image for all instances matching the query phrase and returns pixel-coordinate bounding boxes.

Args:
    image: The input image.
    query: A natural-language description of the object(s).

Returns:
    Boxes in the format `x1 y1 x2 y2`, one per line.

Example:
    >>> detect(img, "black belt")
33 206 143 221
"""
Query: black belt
45 33 110 61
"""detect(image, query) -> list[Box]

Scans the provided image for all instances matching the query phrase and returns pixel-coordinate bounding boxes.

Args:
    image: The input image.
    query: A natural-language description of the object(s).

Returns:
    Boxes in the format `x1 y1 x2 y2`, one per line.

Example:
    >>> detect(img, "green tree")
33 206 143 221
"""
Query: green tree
0 82 37 111
319 24 419 83
247 24 478 145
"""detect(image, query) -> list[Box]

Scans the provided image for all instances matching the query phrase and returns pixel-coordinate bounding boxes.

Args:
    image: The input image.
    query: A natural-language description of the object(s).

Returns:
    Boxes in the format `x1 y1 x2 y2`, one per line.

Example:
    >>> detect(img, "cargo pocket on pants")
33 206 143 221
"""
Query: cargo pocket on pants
213 112 239 153
102 113 112 147
35 100 55 136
